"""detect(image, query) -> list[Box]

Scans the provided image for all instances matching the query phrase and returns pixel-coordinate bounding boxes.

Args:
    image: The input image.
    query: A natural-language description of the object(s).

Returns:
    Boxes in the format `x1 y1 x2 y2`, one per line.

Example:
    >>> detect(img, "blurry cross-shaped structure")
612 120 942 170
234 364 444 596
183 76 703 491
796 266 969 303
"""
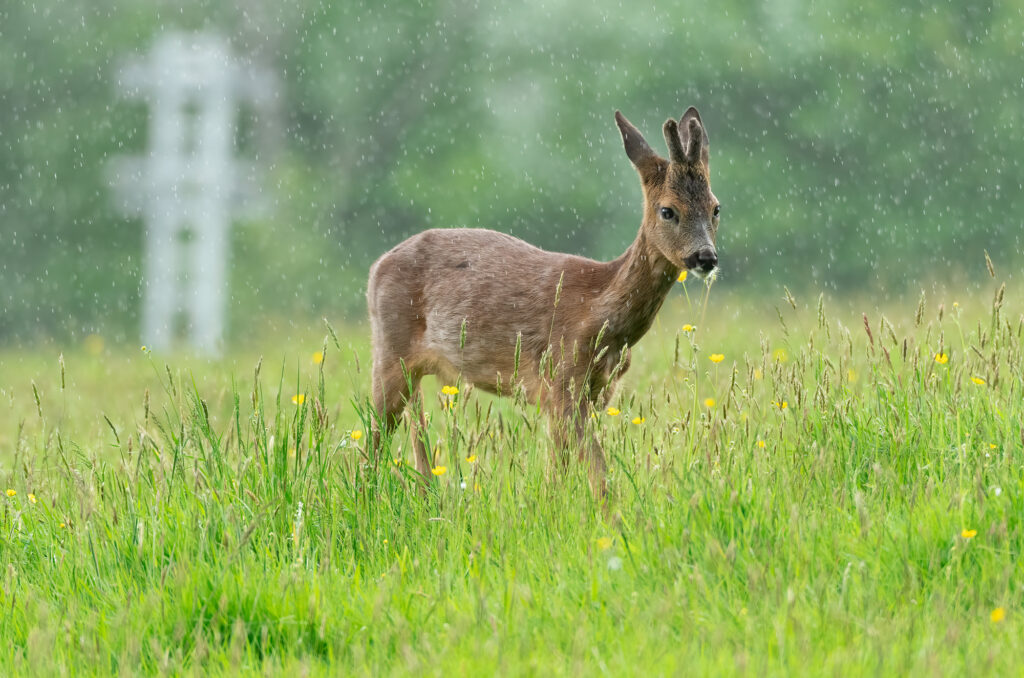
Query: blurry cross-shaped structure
110 31 274 354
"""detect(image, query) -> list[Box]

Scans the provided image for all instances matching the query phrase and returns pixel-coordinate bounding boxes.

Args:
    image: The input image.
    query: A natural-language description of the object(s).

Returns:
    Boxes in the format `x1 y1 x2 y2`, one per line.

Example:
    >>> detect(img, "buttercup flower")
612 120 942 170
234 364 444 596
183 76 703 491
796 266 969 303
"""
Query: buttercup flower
431 466 447 476
606 407 620 416
596 537 613 550
710 354 724 363
757 440 766 449
971 376 986 385
991 607 1006 623
961 528 977 539
677 270 688 283
631 416 645 425
682 324 695 333
312 351 324 364
934 353 949 365
28 493 37 504
441 385 459 396
704 398 716 408
292 394 305 405
350 430 363 440
5 489 15 497
465 455 477 463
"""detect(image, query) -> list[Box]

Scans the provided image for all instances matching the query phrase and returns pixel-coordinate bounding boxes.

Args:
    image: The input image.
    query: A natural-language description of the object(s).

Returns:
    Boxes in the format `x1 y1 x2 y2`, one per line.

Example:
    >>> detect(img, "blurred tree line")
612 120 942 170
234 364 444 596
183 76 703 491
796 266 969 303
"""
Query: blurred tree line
1 0 1020 345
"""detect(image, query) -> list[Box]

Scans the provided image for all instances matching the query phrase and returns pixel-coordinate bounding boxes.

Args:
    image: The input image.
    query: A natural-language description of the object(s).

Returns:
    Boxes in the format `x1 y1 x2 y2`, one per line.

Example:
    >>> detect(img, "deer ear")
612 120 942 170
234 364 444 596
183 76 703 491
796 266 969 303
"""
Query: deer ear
614 111 656 168
679 106 709 167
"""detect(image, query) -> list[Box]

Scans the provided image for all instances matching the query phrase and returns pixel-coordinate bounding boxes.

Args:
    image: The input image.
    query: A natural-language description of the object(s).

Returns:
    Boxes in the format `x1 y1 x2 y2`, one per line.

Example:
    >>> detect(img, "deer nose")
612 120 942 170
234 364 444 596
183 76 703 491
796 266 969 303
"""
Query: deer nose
696 248 718 272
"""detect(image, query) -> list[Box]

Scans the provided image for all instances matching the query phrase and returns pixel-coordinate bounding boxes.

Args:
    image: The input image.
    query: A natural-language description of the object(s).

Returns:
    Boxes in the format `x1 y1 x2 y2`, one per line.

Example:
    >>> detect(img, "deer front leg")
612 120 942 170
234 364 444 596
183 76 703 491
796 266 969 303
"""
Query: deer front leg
548 395 607 497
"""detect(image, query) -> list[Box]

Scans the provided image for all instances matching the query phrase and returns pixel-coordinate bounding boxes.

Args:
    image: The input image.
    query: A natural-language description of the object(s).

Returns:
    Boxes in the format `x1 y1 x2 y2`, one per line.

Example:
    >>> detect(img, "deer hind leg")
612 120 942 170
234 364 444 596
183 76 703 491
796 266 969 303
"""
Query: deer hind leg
407 386 433 483
370 360 415 458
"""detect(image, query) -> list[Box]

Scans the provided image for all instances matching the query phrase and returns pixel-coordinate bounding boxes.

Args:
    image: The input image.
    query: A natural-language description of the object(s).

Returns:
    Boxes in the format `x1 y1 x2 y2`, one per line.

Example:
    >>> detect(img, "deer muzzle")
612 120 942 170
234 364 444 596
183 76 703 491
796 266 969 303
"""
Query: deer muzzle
684 247 718 276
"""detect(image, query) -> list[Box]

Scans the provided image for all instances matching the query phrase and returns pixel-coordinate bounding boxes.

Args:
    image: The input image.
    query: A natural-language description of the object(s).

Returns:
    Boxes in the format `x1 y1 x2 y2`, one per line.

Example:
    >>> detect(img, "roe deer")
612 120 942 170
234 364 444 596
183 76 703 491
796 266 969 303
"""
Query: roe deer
367 108 719 492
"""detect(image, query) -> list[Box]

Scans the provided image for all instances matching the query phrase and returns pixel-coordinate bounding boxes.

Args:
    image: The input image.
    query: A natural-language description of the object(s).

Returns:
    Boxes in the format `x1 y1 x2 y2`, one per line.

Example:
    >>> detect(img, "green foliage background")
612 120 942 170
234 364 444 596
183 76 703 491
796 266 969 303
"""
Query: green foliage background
1 0 1022 344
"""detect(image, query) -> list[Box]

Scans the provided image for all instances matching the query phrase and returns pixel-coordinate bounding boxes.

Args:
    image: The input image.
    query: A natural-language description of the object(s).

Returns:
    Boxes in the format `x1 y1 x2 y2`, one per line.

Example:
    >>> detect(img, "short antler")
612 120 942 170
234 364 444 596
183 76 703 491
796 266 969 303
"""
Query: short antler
679 107 709 167
662 119 687 164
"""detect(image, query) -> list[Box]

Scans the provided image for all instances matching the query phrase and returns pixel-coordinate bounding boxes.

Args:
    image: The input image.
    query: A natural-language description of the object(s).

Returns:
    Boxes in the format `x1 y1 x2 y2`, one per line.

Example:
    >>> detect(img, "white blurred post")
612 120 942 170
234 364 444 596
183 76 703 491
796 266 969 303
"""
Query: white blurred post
110 32 271 354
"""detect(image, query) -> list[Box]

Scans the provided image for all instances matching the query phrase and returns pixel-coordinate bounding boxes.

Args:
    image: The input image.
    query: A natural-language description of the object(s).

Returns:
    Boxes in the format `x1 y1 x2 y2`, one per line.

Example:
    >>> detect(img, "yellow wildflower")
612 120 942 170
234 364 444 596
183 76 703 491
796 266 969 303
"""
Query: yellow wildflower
772 400 788 410
704 398 716 408
596 536 613 550
773 348 788 362
682 324 695 333
350 430 363 440
753 369 763 380
5 489 15 497
441 385 459 396
631 416 645 425
288 448 296 458
934 353 949 365
392 458 402 466
292 394 305 405
431 466 447 476
757 440 766 449
847 368 857 383
606 407 620 416
677 270 688 283
961 528 977 539
466 455 477 463
312 351 324 364
971 376 985 385
709 353 724 363
28 493 37 504
59 522 66 529
988 443 997 449
991 607 1006 623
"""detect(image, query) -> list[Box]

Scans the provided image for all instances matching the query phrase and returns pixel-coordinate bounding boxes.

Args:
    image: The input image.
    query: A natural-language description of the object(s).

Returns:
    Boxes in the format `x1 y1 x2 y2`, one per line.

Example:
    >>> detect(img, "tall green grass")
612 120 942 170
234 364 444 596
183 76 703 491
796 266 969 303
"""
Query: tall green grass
1 281 1022 675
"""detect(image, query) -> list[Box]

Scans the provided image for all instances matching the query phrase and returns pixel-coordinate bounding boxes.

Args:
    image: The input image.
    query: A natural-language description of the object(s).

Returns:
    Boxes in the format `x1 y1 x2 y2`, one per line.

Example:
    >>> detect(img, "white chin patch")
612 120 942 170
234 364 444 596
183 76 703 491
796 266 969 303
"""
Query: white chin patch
689 267 719 283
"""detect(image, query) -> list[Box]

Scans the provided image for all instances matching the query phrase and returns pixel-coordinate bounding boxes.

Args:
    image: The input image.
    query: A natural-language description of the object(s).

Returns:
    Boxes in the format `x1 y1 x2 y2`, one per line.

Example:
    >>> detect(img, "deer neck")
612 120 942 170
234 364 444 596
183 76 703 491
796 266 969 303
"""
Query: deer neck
598 227 680 348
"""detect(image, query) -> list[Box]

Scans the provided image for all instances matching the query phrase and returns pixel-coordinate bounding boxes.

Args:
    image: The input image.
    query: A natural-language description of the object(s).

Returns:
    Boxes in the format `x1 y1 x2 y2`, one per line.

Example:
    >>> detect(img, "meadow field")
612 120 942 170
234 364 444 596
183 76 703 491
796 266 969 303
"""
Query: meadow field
1 276 1022 676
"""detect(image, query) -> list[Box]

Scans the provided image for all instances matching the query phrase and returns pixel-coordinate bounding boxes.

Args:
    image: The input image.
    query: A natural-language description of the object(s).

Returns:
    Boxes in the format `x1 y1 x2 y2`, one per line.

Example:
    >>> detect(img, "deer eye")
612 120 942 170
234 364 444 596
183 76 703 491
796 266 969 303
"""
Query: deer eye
713 204 721 217
659 207 675 220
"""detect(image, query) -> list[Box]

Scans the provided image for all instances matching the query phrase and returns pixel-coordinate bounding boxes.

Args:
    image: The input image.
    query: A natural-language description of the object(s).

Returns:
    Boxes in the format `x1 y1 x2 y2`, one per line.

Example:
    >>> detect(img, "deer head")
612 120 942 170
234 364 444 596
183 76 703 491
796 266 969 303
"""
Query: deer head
615 107 720 278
